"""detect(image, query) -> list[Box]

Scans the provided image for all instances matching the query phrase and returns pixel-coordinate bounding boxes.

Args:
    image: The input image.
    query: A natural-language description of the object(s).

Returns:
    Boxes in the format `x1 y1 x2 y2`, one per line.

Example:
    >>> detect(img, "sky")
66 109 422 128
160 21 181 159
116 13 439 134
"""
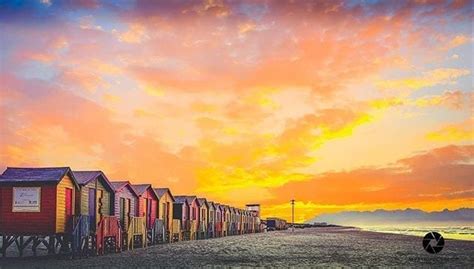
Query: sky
0 0 472 222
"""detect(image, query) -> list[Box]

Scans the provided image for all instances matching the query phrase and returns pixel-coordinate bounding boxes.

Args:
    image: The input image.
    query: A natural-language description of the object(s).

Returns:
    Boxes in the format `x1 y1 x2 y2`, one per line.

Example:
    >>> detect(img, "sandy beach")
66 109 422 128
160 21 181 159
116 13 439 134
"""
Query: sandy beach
1 227 473 268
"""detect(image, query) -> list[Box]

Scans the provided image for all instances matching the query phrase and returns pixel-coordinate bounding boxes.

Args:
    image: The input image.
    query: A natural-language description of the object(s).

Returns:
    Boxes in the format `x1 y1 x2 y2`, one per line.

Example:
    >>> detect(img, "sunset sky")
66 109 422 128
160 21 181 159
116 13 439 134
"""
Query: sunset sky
0 0 472 222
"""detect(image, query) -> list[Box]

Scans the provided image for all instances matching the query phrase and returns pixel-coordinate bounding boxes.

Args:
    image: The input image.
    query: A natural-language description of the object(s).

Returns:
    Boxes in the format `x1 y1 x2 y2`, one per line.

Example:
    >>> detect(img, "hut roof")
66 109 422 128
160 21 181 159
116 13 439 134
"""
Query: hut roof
110 181 138 196
207 201 216 210
174 196 189 204
131 184 159 200
0 167 79 188
174 195 199 206
110 181 128 191
197 198 208 208
154 188 175 202
131 184 151 195
72 170 114 192
184 196 199 206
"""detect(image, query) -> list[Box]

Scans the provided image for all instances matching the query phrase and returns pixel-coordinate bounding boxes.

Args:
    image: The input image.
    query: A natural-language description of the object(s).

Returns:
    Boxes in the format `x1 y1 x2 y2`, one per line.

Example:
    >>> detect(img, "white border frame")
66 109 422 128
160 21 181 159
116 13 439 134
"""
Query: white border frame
12 187 41 212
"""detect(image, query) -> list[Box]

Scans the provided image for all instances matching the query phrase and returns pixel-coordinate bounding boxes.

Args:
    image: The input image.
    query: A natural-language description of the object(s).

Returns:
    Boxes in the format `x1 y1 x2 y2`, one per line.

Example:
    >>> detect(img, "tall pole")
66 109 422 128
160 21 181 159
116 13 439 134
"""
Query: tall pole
290 199 295 232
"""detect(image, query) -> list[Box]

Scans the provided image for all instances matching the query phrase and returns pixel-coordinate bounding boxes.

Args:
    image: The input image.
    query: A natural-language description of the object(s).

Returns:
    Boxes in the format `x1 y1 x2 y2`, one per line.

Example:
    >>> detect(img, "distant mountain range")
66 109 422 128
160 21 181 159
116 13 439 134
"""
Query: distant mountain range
308 208 474 225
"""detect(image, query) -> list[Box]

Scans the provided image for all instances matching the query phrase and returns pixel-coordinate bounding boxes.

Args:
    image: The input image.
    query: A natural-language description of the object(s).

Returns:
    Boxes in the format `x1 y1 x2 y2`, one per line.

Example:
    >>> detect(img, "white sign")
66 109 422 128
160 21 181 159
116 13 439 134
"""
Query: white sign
12 187 41 212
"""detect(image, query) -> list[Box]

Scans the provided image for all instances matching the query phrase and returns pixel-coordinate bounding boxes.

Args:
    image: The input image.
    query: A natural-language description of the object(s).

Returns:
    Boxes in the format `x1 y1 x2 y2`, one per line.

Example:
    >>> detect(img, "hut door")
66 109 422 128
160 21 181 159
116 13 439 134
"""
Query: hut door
88 189 96 227
65 188 73 232
146 198 152 228
120 198 126 228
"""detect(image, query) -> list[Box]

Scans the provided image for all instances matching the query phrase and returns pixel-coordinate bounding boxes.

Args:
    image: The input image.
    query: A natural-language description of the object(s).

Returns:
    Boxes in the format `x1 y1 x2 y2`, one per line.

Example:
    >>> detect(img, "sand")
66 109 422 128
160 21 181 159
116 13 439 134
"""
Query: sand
1 227 473 268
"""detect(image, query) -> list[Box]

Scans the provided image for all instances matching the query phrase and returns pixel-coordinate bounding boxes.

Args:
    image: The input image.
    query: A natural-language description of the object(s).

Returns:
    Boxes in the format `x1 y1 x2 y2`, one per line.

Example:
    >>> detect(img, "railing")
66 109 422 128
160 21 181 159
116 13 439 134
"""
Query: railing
71 215 91 256
127 217 147 250
96 216 121 255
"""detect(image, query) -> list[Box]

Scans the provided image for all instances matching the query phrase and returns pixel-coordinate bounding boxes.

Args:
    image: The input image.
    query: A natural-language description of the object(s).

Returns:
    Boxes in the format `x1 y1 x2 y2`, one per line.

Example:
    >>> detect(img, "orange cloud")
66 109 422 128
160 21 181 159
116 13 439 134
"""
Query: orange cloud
1 0 472 222
59 69 110 92
266 145 474 220
118 23 149 43
377 68 471 91
426 118 474 142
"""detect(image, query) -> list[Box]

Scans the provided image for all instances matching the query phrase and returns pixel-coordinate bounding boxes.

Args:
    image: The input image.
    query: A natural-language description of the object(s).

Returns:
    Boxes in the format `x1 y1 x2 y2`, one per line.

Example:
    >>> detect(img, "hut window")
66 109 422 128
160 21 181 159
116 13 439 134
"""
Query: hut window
12 187 41 212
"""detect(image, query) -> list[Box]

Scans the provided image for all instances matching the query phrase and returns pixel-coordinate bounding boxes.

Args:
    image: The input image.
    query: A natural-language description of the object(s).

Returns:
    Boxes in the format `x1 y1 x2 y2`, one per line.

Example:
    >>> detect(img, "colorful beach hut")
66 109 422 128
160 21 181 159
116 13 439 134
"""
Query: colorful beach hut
236 208 242 235
131 184 159 245
229 207 236 235
214 203 223 237
196 198 208 239
72 171 114 228
184 196 200 240
110 181 141 249
154 188 175 243
0 167 79 257
72 171 120 255
173 196 190 240
207 201 216 238
223 205 231 236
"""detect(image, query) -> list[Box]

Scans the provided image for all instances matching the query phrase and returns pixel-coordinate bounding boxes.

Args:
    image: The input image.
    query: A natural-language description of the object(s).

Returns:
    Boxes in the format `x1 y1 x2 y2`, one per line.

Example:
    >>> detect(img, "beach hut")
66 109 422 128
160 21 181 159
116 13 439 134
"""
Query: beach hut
206 201 216 238
173 196 189 240
214 203 223 237
222 205 230 236
242 210 248 234
196 198 208 239
72 171 113 228
247 211 252 233
232 207 239 235
236 209 242 235
110 181 142 249
233 208 240 235
183 196 200 240
154 188 175 243
0 167 79 257
72 171 120 255
131 184 159 245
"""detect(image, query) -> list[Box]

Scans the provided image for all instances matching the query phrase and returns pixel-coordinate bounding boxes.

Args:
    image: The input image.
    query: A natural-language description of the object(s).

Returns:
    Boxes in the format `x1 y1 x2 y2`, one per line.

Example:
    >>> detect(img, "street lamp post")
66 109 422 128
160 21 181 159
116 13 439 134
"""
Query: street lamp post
290 199 295 232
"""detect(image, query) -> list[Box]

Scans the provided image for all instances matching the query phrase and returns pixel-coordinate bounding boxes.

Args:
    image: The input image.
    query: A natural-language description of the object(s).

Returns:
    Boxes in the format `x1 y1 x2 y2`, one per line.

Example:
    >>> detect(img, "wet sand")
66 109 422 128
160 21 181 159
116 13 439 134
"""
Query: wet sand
1 227 473 268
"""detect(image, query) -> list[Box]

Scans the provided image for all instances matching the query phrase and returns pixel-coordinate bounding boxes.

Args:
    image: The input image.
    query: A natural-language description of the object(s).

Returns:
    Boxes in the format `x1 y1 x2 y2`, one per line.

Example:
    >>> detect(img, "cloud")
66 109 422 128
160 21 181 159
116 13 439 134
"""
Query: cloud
193 105 373 204
118 23 149 43
413 90 466 110
1 0 473 220
268 145 474 214
59 69 111 92
443 34 470 50
0 74 199 193
426 118 474 142
377 68 471 91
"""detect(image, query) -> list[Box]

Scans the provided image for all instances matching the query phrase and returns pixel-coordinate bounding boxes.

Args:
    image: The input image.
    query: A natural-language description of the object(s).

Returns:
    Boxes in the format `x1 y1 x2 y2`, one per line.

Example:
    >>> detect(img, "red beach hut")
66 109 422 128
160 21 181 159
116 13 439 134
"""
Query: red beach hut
131 184 159 245
0 167 79 257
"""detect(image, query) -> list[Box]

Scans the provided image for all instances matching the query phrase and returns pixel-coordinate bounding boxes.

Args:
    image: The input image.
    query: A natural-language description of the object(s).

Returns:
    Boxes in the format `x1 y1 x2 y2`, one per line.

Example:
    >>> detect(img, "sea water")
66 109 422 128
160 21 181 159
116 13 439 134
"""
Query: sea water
360 225 474 241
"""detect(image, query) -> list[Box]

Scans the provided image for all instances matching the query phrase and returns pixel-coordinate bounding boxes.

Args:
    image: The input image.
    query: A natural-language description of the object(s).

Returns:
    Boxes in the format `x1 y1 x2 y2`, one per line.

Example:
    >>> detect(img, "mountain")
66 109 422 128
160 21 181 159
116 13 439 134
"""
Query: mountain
308 208 474 226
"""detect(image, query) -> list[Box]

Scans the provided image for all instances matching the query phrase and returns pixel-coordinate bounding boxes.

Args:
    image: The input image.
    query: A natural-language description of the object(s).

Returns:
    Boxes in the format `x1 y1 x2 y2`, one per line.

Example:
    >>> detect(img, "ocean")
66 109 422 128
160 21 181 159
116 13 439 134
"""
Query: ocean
360 224 474 241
